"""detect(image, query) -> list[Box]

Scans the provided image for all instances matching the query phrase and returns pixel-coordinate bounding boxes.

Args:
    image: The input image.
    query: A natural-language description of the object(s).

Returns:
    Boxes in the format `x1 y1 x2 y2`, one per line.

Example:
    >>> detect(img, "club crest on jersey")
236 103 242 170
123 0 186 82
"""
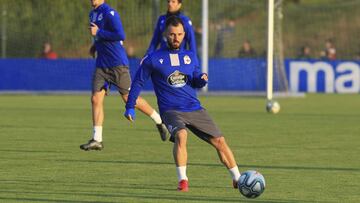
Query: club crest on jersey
159 59 164 64
167 70 188 88
98 13 103 21
184 55 191 65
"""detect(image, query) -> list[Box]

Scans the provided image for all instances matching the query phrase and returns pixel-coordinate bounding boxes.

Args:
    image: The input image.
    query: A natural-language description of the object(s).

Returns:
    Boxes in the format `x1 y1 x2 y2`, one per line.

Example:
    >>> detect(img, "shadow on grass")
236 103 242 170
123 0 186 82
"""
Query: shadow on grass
0 196 114 203
58 159 360 172
0 179 176 192
0 190 327 203
0 149 63 154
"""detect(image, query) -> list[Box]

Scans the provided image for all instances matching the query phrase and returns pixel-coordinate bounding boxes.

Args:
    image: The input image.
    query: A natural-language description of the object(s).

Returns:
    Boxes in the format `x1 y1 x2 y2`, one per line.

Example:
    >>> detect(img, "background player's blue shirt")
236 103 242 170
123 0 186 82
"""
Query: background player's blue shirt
126 48 207 115
146 12 197 55
89 3 129 68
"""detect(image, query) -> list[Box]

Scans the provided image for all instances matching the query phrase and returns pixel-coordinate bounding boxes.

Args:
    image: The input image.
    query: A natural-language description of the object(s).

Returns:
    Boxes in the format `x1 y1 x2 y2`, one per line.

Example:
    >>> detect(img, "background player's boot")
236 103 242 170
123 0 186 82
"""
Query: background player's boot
177 179 189 192
80 139 103 151
156 123 168 141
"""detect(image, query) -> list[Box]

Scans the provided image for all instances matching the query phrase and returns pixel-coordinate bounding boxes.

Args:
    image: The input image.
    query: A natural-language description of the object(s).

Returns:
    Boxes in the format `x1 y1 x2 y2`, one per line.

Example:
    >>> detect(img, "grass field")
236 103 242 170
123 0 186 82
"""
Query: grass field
0 94 359 203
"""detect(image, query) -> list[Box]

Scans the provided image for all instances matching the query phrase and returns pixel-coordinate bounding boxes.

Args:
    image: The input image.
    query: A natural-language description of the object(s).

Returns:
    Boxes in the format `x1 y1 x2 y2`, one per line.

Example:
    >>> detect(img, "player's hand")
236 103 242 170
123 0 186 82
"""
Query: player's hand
89 23 99 36
89 45 96 58
201 73 208 82
124 108 136 122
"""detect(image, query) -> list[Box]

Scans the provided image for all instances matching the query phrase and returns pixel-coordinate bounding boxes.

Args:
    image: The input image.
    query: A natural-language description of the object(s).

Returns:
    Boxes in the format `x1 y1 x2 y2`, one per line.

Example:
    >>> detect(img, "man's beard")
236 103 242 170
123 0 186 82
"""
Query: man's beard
168 41 180 50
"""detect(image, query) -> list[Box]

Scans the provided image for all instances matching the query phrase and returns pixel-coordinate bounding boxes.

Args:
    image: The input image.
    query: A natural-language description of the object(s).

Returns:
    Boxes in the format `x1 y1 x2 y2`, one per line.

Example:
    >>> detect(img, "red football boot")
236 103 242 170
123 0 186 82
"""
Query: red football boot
177 179 189 192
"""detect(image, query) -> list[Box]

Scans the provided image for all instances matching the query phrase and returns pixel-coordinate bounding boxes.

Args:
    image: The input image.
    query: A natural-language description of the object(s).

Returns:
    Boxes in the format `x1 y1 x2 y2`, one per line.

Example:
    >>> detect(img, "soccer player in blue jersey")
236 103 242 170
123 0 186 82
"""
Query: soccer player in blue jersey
80 0 168 151
146 0 197 55
125 16 241 192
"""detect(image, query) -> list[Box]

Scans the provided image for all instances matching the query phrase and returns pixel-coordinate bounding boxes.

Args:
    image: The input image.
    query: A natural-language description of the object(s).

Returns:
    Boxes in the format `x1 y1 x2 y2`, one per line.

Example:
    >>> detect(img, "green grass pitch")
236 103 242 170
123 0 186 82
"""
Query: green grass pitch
0 94 359 202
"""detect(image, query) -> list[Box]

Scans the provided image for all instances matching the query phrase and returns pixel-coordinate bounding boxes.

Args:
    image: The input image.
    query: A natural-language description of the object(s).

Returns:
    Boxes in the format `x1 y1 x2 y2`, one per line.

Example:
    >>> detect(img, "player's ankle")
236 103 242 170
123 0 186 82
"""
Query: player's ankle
150 110 162 124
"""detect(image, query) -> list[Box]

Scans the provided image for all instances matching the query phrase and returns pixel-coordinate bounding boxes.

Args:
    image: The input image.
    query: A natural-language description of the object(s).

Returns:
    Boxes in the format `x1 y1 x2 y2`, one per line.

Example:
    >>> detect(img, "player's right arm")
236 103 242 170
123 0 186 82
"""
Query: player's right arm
124 55 153 121
146 17 163 55
89 12 97 58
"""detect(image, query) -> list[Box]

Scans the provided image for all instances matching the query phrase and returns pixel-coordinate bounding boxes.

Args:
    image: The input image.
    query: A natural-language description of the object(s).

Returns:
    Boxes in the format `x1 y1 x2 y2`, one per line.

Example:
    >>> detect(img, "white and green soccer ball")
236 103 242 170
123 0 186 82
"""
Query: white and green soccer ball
266 100 280 114
238 170 266 198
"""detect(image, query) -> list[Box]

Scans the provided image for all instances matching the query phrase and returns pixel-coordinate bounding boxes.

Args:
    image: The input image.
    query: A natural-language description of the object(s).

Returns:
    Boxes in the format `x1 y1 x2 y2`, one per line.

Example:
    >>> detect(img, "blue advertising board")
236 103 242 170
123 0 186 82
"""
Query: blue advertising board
285 60 360 93
0 58 359 93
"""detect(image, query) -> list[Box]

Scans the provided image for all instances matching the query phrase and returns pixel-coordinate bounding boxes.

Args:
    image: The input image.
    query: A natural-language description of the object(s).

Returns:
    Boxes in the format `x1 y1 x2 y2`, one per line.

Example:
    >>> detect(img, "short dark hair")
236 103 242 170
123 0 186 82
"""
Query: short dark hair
165 15 184 29
168 0 182 4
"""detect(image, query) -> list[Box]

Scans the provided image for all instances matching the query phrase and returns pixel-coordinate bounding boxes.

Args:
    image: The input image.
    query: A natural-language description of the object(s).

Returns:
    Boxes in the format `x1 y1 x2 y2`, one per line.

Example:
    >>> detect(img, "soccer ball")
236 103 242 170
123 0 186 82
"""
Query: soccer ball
238 170 266 198
266 100 280 114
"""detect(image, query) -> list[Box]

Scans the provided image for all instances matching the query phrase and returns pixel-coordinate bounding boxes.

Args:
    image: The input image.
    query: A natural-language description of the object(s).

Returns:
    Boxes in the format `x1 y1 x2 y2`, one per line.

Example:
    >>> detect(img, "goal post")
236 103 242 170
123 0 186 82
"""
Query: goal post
201 0 209 92
199 0 289 96
267 0 275 101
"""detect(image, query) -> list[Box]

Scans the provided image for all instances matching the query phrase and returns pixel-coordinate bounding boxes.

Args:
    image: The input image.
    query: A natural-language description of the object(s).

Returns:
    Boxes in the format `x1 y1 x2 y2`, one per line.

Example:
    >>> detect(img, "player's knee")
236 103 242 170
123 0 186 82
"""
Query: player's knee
212 136 226 150
175 130 187 145
91 94 103 106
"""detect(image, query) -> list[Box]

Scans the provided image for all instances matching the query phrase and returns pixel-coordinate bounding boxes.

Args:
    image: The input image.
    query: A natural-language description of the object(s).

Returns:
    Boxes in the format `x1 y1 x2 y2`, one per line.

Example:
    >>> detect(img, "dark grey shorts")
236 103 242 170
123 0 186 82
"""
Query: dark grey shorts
92 66 131 95
162 109 223 143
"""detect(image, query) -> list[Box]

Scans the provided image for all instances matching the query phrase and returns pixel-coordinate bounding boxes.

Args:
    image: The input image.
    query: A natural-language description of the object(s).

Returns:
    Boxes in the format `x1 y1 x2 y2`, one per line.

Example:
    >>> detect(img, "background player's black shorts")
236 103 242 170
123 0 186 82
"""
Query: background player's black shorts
162 109 223 143
92 66 131 95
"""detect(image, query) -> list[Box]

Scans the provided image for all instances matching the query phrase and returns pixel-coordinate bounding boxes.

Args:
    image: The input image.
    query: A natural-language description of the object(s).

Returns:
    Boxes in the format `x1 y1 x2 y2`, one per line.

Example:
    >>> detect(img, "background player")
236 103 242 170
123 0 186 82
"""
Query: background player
80 0 168 151
146 0 197 55
124 16 241 192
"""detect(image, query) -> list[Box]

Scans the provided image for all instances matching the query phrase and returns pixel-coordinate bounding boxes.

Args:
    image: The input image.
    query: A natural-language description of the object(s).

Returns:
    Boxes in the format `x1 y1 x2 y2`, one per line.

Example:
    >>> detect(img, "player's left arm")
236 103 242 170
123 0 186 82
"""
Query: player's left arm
191 56 208 88
96 10 126 41
124 55 153 121
89 44 96 58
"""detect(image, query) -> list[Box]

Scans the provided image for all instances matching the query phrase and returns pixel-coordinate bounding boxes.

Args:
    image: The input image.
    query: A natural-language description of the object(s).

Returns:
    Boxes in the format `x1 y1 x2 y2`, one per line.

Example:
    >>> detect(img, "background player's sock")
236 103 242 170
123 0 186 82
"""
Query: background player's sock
93 126 103 142
176 166 188 181
150 110 162 124
229 165 241 181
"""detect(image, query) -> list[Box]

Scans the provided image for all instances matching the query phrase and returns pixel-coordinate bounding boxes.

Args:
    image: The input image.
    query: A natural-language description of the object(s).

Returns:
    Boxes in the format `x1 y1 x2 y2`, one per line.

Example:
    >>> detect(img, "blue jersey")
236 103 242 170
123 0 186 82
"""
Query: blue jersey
126 48 207 115
89 3 129 68
146 13 197 55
